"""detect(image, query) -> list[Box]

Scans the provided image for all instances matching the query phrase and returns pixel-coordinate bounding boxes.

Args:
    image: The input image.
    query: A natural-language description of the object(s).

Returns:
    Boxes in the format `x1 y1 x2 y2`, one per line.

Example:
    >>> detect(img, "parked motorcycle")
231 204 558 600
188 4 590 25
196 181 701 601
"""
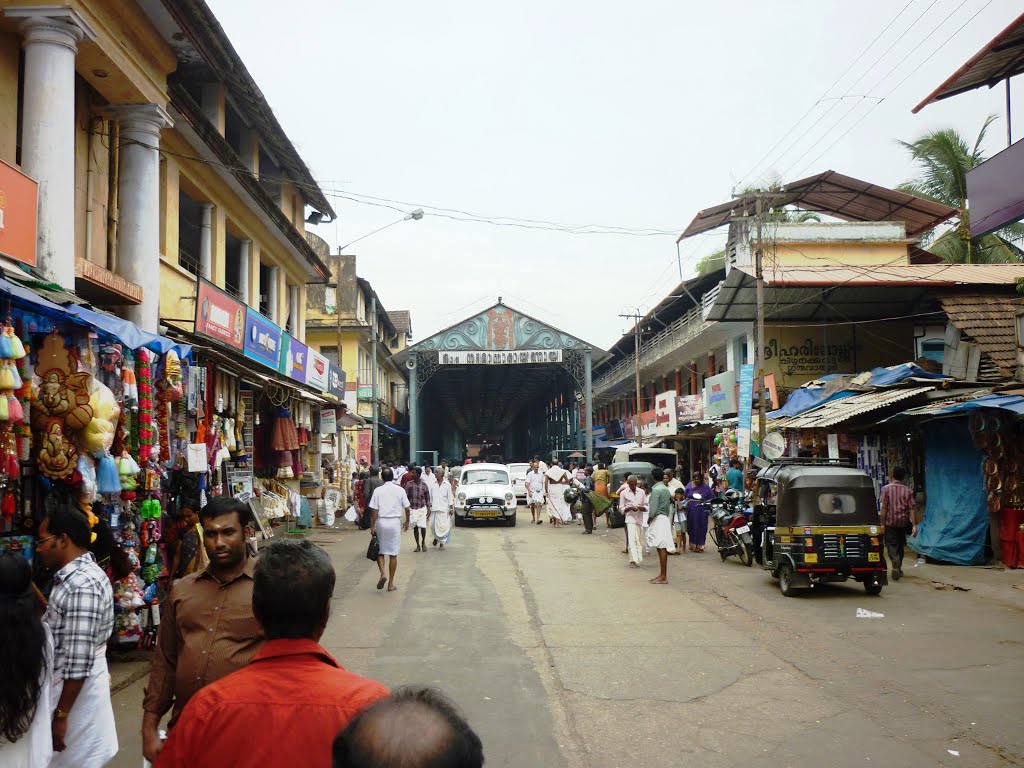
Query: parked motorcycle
707 489 754 566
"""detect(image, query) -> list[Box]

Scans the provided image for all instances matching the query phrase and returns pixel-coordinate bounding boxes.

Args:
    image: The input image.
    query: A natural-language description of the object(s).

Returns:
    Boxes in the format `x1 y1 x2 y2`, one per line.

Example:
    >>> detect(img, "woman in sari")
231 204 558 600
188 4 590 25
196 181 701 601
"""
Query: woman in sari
685 471 714 552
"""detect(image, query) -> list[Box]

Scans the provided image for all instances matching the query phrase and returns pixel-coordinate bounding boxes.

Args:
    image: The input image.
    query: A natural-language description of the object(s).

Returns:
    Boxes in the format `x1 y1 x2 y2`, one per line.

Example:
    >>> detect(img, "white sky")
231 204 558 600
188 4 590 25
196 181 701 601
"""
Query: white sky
209 0 1023 350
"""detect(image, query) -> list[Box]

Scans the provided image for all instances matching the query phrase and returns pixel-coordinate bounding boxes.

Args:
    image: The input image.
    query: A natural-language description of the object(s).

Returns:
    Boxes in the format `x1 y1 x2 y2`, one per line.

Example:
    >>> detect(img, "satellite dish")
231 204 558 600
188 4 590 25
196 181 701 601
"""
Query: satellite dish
761 431 786 461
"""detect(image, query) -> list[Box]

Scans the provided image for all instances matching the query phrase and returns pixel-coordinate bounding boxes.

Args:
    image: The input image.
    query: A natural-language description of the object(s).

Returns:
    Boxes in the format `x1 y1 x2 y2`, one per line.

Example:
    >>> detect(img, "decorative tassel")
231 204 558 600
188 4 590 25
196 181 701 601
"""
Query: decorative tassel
0 396 8 421
0 366 12 390
7 396 23 423
8 327 26 360
0 332 12 359
6 451 18 478
8 364 22 391
97 453 122 495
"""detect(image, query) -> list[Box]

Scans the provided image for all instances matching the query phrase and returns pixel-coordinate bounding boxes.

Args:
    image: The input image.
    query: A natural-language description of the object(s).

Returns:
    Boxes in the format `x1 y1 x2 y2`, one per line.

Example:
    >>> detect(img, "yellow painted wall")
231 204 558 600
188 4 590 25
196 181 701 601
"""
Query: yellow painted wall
772 241 908 268
0 29 18 165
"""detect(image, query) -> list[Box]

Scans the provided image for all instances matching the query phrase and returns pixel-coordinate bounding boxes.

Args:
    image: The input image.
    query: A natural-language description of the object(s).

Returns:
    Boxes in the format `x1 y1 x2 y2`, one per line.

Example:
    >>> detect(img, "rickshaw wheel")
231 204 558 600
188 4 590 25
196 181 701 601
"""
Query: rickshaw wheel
779 563 798 597
863 580 883 596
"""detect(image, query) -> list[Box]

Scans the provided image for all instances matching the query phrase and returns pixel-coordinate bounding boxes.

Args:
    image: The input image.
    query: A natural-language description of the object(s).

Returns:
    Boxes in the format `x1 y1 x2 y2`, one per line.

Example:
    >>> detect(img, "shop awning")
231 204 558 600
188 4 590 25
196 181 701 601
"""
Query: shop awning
379 421 409 436
769 386 937 430
0 274 191 358
886 393 1024 422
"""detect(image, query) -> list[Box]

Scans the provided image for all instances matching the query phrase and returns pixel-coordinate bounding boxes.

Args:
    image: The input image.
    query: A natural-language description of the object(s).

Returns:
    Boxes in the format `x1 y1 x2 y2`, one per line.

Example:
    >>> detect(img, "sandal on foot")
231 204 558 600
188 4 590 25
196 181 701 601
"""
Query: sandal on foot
376 577 386 590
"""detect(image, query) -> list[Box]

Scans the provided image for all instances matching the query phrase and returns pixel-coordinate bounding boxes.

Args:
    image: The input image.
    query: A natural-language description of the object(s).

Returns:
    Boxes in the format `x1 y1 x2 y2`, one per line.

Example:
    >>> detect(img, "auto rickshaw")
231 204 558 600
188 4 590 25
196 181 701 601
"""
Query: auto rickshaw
751 459 888 597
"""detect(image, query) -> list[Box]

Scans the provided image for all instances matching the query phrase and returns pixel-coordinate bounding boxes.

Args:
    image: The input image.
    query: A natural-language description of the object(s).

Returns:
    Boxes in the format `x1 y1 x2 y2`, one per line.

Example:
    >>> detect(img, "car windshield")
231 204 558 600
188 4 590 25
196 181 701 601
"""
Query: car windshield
464 469 509 485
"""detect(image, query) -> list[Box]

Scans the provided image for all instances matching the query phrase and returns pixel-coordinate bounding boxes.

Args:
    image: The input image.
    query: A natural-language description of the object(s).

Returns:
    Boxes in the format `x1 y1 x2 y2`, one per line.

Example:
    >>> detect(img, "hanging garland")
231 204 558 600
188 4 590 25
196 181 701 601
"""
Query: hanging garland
137 349 154 463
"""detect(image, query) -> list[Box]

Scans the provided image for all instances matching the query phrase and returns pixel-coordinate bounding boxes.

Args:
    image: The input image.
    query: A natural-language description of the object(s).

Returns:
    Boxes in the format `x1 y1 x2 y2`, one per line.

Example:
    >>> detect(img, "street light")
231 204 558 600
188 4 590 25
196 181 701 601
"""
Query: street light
334 208 424 466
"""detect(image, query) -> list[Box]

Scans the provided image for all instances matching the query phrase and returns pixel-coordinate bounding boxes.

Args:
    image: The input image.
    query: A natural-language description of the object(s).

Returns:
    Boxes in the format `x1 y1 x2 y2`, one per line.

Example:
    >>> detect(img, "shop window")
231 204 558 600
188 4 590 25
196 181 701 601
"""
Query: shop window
178 190 202 276
920 340 944 364
321 346 339 366
258 263 272 316
224 232 243 300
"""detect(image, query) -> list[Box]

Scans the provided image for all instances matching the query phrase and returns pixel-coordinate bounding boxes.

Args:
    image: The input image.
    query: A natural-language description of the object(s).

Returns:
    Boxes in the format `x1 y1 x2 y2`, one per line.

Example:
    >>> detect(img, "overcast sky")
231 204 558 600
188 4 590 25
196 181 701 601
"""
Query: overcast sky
210 0 1022 350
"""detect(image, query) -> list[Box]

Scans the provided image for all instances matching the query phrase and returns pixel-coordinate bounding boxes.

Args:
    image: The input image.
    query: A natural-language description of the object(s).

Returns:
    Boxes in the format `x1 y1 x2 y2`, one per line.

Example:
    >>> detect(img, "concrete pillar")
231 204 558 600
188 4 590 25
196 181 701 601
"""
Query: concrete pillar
199 204 213 280
238 240 251 306
289 283 299 334
584 349 593 463
690 362 698 396
113 104 172 332
408 355 418 462
267 266 280 324
708 354 716 377
248 245 261 310
7 7 95 289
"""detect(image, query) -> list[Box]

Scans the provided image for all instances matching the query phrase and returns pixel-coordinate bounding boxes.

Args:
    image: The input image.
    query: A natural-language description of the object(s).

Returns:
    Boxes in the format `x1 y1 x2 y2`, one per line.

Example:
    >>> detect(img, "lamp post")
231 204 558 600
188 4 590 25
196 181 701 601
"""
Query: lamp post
334 209 424 466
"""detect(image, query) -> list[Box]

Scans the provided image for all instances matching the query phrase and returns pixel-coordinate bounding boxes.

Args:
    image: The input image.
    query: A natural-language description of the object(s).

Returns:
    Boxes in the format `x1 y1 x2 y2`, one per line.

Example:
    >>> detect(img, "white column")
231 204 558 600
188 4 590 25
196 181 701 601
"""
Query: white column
112 104 172 333
199 204 213 280
238 240 251 306
289 283 299 333
267 266 279 323
6 7 95 289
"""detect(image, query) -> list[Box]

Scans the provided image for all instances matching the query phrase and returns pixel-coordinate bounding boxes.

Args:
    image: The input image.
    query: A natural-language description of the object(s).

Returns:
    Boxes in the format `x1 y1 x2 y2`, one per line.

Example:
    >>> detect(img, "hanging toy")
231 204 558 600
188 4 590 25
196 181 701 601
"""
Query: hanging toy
117 452 141 491
122 358 139 412
38 422 78 481
6 324 26 360
137 350 155 463
96 452 122 495
31 331 94 433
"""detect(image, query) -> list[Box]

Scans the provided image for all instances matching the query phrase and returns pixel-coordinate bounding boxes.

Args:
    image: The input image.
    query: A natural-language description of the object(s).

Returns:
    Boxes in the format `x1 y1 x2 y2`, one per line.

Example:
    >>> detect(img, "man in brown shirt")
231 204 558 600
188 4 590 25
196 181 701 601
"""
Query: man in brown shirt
141 497 264 764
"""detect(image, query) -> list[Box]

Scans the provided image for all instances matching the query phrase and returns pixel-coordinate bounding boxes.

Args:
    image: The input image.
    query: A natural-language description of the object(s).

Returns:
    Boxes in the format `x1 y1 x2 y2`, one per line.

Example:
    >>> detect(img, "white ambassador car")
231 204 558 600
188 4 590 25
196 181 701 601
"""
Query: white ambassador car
454 463 518 527
508 462 530 502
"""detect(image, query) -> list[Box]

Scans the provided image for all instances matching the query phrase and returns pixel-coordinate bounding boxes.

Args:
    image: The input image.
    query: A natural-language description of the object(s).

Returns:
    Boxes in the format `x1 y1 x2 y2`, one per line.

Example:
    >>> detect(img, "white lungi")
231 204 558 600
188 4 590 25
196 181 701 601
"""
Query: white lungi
432 509 452 544
49 649 117 768
626 521 644 565
547 485 573 522
376 517 402 556
646 514 677 552
528 489 545 505
409 507 428 529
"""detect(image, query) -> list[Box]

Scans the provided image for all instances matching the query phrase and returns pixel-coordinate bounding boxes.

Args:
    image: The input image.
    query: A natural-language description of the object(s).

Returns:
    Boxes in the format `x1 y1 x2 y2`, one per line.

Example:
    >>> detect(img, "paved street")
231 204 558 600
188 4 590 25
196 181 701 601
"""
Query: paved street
110 514 1024 768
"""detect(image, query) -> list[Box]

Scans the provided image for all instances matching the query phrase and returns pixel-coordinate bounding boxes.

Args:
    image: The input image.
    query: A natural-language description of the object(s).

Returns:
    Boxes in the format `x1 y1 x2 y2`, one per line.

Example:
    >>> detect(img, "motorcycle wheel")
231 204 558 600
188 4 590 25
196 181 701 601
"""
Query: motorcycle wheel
739 540 753 567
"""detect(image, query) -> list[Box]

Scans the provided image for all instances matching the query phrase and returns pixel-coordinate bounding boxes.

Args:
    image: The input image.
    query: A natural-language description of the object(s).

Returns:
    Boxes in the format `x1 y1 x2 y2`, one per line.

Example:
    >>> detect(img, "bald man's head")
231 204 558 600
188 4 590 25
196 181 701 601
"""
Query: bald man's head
333 687 483 768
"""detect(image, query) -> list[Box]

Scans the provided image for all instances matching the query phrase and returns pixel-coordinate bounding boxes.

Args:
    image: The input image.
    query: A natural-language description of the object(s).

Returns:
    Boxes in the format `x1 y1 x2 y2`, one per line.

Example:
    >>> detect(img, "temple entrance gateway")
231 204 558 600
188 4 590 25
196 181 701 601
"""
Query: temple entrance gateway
395 302 607 464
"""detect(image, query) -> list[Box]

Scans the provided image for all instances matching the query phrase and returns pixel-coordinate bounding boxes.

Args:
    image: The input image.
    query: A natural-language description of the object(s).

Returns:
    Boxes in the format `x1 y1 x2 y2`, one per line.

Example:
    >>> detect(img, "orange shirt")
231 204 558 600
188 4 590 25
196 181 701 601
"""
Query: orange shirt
155 638 388 768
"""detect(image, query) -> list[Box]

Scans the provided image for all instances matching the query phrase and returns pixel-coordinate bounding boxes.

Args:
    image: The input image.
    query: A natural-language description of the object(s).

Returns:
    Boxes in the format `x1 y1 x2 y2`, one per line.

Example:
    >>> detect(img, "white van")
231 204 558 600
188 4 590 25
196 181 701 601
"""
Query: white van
611 446 678 468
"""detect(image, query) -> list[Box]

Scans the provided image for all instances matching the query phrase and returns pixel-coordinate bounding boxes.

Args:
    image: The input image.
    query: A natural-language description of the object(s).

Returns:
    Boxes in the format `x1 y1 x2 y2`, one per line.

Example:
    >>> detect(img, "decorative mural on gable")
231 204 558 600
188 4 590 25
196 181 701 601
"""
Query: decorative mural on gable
416 305 586 353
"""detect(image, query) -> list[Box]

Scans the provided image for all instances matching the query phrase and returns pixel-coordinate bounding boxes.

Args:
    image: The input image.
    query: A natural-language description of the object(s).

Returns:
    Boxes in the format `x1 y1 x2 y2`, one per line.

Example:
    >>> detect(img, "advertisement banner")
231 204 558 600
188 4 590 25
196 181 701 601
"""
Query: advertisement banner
639 409 658 438
439 350 563 365
357 384 374 400
705 370 738 418
357 429 372 465
243 308 283 370
195 279 245 350
654 389 678 436
277 333 291 375
327 363 346 400
624 417 635 439
675 394 704 423
306 349 330 391
736 364 755 459
0 159 38 267
286 338 309 384
320 410 337 434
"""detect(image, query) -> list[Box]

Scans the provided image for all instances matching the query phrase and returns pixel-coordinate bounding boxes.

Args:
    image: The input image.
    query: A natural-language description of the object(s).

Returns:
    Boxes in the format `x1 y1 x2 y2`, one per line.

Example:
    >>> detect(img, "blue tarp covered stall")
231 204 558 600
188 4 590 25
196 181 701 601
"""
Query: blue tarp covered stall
915 418 989 565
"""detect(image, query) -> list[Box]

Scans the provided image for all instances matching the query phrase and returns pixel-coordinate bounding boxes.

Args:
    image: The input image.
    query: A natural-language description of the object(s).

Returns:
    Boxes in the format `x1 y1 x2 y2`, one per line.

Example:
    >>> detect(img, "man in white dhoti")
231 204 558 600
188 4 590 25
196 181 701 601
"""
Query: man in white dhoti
35 504 117 767
544 462 573 527
645 467 677 584
525 460 546 525
430 467 455 549
369 469 411 592
619 476 648 567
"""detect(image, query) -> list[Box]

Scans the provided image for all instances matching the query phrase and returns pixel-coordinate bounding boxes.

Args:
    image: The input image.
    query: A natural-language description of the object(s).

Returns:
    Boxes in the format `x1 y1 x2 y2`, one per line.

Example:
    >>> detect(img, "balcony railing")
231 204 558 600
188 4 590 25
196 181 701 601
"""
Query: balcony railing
594 282 723 396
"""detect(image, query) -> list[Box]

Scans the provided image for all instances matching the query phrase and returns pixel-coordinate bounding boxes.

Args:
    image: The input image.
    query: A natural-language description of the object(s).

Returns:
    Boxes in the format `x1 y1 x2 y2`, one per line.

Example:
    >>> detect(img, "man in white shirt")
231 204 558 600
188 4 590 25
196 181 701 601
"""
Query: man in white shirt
429 467 455 550
618 476 649 567
368 468 410 592
665 469 684 495
525 460 547 525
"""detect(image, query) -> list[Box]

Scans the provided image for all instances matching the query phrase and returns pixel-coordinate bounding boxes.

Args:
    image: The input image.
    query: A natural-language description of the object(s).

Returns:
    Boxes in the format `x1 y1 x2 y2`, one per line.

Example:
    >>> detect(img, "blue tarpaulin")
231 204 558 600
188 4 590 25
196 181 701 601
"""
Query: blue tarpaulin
923 394 1024 417
915 418 988 565
0 276 190 358
769 364 951 419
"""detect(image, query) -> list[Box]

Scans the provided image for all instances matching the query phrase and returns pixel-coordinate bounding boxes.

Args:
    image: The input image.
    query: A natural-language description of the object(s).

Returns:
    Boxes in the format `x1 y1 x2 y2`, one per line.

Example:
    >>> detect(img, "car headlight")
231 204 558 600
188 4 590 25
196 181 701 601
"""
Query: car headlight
505 492 514 502
458 493 466 503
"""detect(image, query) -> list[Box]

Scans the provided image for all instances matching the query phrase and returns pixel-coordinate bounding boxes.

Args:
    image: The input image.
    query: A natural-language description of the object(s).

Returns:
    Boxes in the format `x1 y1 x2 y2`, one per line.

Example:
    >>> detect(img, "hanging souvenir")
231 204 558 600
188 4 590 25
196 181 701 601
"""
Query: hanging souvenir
137 350 154 463
31 331 94 433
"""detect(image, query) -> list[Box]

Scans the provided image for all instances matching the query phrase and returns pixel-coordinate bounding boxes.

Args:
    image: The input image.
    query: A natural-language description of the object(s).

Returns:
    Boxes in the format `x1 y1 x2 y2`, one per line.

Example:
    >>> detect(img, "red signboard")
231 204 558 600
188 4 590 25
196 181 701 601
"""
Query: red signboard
357 429 372 466
195 278 245 350
0 159 38 267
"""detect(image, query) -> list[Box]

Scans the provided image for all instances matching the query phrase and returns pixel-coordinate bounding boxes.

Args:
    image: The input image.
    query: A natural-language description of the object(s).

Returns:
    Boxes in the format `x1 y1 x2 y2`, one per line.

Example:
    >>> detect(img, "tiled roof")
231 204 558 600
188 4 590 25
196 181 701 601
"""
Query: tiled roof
940 294 1024 378
389 310 412 334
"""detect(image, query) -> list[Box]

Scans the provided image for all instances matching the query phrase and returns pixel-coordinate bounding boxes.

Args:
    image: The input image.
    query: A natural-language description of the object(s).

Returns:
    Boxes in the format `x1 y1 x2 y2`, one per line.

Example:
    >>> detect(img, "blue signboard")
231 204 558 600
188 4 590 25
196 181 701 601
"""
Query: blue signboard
243 308 283 370
327 363 346 401
736 364 755 458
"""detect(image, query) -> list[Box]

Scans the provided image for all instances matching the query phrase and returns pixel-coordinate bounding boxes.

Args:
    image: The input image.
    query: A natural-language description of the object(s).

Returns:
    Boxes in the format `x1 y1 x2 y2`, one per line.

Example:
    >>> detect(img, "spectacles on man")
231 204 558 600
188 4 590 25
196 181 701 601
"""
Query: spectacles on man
35 534 58 546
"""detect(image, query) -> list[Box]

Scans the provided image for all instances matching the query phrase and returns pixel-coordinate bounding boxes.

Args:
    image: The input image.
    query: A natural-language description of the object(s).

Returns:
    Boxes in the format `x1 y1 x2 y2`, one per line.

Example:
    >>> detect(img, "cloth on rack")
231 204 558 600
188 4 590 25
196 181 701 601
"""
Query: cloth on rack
271 408 300 452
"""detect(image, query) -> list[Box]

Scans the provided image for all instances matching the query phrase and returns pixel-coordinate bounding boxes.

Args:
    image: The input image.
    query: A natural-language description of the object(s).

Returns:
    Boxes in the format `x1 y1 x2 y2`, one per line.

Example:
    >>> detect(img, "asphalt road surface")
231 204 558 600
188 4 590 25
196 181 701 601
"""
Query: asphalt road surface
110 512 1024 768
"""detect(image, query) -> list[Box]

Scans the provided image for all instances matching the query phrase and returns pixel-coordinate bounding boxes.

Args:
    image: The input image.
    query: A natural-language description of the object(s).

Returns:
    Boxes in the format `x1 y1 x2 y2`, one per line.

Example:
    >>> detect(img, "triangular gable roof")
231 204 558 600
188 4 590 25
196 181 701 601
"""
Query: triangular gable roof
395 301 608 364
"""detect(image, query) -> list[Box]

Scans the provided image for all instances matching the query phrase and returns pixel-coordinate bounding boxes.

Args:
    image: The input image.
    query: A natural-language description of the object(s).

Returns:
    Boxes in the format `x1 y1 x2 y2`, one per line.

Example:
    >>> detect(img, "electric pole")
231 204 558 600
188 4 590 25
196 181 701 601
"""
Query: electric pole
755 194 767 449
620 310 644 445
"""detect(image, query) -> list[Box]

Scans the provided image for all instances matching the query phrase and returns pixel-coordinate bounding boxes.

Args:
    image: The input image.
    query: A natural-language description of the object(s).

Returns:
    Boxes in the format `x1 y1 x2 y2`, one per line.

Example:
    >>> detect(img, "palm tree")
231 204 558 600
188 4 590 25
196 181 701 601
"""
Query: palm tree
897 115 1024 263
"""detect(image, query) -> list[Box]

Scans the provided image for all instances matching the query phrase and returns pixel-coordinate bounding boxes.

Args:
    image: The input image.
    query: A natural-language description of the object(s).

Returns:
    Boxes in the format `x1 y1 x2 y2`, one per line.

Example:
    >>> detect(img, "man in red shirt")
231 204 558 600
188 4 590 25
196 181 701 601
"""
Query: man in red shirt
155 539 388 768
880 465 918 582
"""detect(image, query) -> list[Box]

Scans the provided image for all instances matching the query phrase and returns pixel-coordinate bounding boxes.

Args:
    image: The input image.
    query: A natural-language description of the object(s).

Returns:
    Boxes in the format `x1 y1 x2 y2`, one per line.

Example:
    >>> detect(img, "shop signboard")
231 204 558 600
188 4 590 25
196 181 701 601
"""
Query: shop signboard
624 417 635 439
306 349 330 391
0 159 38 267
439 349 563 365
357 384 374 400
243 308 282 370
277 333 291 375
286 338 309 384
639 409 657 437
327 363 346 400
736 364 755 459
195 279 245 351
357 429 372 465
320 410 337 434
654 389 678 436
675 394 704 423
705 370 738 418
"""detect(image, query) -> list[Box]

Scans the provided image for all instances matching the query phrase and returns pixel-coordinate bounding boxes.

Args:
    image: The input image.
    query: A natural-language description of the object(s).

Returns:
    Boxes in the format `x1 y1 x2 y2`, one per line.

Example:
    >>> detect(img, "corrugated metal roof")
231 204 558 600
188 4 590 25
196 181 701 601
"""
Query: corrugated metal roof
913 12 1024 113
679 171 957 240
756 263 1024 286
769 386 936 430
940 294 1024 379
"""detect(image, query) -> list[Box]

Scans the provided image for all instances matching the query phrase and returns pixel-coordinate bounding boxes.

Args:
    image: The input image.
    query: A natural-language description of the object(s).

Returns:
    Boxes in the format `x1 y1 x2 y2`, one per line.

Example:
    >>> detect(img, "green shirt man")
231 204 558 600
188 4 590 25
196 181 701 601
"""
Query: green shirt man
648 481 672 519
